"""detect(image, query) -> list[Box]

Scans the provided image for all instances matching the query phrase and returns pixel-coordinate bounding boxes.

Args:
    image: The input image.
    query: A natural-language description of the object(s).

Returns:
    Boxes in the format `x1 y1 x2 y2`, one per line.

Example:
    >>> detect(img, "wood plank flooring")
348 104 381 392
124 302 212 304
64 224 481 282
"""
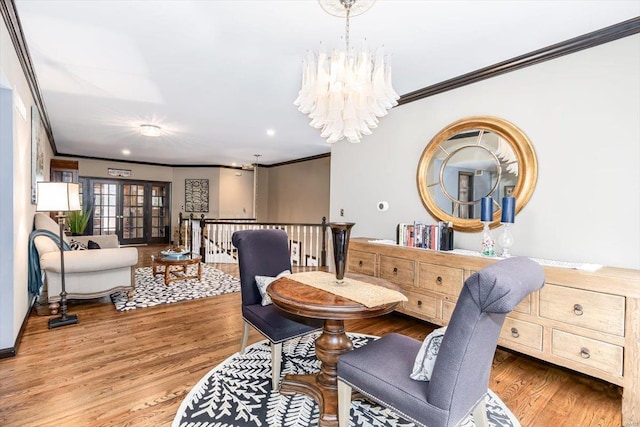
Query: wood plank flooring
0 245 622 426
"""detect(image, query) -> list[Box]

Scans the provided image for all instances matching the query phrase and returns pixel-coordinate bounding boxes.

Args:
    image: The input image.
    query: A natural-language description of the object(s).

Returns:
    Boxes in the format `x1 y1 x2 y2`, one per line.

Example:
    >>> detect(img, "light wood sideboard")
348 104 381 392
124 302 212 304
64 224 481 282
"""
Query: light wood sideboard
347 238 640 426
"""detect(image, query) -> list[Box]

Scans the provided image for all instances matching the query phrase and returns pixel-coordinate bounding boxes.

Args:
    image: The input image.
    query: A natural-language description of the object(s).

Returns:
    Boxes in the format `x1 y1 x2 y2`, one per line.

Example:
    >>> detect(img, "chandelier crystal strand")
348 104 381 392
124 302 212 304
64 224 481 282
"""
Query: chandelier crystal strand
294 0 399 144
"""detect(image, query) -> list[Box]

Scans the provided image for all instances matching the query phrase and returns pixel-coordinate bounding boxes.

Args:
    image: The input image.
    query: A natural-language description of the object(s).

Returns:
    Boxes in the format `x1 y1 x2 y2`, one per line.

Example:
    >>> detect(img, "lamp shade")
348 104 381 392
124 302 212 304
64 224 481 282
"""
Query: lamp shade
36 182 81 212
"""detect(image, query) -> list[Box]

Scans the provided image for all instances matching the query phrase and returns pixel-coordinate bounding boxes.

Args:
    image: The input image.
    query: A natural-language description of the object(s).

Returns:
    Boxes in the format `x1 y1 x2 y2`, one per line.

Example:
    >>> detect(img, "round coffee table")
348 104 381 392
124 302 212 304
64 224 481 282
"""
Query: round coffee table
267 273 400 427
151 253 202 285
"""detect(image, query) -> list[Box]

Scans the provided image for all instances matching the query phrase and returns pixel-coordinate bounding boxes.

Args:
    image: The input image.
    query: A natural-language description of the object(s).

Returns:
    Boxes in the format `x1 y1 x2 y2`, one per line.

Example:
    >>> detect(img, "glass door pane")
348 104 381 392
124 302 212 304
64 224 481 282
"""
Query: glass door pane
121 183 146 244
92 182 117 235
150 184 169 242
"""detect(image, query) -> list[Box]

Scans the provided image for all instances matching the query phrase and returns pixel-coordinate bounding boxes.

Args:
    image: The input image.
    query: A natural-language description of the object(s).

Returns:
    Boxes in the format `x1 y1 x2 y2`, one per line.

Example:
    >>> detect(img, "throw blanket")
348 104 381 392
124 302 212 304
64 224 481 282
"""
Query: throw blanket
27 230 71 296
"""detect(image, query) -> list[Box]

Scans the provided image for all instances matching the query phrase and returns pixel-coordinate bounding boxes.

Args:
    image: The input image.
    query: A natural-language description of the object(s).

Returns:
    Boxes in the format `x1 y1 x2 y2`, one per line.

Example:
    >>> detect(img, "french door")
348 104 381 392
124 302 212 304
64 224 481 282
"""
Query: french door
80 178 171 245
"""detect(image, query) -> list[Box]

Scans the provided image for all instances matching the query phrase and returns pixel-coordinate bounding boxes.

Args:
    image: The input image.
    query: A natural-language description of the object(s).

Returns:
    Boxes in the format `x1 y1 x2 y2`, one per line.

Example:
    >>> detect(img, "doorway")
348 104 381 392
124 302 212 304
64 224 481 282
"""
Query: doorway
79 178 171 245
456 172 474 219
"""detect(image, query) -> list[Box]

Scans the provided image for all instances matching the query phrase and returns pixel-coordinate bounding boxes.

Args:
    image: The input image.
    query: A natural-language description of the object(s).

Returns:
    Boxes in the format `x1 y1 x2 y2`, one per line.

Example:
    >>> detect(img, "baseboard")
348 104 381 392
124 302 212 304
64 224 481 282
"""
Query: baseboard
0 346 16 359
0 295 36 359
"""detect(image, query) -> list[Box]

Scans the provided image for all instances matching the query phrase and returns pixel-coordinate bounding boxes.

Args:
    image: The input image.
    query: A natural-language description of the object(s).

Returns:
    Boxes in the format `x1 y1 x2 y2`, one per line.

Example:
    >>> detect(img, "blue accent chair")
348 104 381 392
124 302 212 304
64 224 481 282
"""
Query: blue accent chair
232 229 323 390
337 256 545 427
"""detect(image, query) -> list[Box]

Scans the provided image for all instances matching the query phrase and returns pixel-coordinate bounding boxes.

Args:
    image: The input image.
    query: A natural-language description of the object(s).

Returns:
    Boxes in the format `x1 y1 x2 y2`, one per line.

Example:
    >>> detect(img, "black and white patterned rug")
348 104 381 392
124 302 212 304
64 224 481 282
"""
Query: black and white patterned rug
111 264 240 311
172 333 520 427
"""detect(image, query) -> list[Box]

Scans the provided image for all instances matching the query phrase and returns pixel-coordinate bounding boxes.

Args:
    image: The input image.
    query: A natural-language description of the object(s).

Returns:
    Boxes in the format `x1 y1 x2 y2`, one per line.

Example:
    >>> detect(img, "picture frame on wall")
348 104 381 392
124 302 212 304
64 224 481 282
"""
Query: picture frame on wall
185 178 209 212
290 240 300 265
31 106 45 204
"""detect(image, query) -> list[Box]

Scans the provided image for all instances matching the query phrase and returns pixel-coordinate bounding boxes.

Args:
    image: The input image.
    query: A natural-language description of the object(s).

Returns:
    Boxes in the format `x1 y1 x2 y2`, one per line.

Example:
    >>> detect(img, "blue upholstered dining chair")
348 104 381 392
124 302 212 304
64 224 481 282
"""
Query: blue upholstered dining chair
337 256 545 427
232 229 323 390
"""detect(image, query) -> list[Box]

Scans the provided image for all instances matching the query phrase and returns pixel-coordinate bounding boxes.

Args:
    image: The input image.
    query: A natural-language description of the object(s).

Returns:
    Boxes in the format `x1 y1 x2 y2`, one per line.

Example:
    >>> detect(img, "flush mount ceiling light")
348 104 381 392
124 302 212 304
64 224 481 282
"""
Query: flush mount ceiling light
140 124 161 137
294 0 399 144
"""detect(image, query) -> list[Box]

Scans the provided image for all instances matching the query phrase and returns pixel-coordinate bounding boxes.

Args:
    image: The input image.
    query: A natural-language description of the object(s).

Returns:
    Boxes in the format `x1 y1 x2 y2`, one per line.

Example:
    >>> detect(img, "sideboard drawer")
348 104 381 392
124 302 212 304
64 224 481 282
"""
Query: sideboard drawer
442 300 456 322
348 250 376 276
540 285 625 336
380 256 415 287
513 294 532 315
419 263 464 296
404 291 437 319
501 317 543 351
551 329 623 376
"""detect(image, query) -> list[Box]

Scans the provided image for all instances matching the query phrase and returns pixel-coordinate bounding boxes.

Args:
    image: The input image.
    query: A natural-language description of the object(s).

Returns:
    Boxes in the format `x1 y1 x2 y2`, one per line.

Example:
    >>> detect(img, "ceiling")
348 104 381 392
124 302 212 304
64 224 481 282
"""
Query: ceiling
13 1 640 166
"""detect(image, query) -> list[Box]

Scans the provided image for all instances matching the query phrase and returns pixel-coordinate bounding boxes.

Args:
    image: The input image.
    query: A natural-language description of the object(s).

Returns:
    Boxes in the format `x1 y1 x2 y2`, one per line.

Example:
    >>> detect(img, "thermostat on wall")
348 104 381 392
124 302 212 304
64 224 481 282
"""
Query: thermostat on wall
377 201 389 211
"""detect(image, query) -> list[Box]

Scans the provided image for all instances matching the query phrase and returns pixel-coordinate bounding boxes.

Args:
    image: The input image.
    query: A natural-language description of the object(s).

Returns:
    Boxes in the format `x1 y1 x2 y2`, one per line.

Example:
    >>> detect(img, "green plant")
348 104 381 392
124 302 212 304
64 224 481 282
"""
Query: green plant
67 208 91 235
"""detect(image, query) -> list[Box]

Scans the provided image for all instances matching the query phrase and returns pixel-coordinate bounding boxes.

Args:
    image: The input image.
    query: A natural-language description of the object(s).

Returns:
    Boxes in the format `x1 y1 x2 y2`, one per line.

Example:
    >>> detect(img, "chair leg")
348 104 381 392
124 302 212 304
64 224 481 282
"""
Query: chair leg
239 322 250 354
337 380 352 427
472 396 489 427
271 342 282 390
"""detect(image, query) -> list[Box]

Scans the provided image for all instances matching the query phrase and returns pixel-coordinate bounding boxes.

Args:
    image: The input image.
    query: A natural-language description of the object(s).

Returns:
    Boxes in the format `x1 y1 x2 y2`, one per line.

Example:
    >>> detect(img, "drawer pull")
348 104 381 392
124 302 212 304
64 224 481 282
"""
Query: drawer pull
510 327 520 338
417 300 423 307
580 347 591 359
393 267 398 274
436 276 443 285
359 260 363 267
573 304 584 316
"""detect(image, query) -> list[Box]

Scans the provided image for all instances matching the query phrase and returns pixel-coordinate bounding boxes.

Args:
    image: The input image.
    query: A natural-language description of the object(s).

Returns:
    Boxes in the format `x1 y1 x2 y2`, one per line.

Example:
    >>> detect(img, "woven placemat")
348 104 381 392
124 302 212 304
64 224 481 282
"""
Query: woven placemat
287 271 407 308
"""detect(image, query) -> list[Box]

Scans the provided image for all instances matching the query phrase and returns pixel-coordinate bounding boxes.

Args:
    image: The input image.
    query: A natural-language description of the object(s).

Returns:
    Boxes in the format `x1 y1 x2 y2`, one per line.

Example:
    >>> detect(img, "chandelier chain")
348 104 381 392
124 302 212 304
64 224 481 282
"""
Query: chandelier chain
345 5 351 52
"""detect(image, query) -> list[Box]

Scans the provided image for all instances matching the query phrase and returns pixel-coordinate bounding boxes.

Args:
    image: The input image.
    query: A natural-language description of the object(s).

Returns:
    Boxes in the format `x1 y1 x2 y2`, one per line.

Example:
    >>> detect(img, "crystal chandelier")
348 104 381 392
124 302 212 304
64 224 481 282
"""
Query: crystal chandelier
294 0 399 144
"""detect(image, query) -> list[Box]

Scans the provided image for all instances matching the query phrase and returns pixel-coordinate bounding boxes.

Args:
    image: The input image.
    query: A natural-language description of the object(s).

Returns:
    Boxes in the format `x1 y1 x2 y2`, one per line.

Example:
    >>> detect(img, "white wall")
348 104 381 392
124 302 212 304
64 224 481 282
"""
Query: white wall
331 35 640 270
76 158 173 182
171 167 220 226
266 157 331 223
219 168 254 218
0 88 16 351
0 17 54 350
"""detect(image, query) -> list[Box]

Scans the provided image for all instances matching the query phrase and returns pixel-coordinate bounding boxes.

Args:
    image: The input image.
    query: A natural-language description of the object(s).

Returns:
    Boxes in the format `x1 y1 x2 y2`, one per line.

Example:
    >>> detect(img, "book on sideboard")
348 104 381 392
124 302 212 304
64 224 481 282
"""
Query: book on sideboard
397 221 453 251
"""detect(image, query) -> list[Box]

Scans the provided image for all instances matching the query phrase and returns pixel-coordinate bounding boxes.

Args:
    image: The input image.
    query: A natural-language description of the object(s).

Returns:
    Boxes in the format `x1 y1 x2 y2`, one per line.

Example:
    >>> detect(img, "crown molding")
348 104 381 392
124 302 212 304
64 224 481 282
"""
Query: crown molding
398 16 640 105
0 0 56 153
54 151 331 169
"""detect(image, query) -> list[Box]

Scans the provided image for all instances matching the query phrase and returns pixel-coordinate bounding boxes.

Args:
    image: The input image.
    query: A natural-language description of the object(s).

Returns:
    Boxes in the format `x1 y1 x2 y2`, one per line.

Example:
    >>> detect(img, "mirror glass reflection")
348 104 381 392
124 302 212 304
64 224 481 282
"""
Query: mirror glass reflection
425 130 519 219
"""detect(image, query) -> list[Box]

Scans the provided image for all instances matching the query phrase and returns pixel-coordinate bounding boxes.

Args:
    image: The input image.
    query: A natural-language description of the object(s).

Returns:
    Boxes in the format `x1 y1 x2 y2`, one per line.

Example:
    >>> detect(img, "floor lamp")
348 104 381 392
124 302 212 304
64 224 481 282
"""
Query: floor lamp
36 181 81 329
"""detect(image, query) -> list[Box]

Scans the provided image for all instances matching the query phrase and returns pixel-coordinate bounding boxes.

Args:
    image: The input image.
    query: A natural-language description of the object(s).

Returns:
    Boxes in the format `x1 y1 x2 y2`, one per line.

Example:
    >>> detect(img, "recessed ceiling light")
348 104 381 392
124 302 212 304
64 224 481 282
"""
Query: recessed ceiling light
266 129 275 137
140 124 161 137
122 149 131 156
231 162 237 167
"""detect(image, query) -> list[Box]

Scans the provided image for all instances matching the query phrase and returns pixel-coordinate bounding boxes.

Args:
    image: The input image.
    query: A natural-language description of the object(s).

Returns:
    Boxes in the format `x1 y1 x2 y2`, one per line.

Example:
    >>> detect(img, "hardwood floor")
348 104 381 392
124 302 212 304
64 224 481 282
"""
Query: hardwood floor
0 245 622 426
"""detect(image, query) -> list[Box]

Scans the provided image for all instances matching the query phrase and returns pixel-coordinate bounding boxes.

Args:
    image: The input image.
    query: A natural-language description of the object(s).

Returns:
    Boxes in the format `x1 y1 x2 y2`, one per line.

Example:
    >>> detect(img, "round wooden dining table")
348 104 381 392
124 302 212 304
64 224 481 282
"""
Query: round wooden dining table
267 273 400 427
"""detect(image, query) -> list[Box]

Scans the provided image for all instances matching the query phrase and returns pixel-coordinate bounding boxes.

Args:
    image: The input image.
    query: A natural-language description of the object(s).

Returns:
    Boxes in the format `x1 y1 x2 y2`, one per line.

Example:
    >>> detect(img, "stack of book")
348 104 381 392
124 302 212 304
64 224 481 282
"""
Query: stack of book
396 221 454 251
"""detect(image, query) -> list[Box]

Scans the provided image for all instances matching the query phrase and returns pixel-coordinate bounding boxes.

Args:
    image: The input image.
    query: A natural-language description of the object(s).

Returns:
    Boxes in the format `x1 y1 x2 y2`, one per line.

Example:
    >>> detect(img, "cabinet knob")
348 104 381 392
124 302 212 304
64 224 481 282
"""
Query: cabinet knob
573 304 584 316
510 327 520 338
393 267 398 274
359 260 363 267
417 300 423 307
436 276 443 285
580 347 591 359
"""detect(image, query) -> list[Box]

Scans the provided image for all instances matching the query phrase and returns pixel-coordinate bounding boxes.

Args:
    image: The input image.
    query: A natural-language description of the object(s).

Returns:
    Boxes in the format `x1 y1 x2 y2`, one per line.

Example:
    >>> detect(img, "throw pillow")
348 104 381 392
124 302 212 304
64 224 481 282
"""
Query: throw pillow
87 240 101 250
410 326 447 381
255 270 291 306
69 240 88 250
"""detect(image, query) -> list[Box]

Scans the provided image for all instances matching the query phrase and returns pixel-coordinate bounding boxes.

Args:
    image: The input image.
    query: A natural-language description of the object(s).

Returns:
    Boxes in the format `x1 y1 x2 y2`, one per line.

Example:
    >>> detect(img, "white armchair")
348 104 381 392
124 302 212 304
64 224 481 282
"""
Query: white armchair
33 213 138 313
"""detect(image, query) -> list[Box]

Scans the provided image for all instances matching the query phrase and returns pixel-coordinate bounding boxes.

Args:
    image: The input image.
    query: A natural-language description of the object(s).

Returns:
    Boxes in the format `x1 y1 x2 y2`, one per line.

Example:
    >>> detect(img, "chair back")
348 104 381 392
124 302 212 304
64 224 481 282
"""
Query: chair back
427 257 544 425
232 229 292 307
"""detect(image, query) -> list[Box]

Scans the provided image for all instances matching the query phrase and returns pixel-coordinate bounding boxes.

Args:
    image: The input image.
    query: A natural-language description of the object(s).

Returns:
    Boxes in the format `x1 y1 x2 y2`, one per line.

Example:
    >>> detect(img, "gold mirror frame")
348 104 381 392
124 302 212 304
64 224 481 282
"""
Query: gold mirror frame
416 116 537 232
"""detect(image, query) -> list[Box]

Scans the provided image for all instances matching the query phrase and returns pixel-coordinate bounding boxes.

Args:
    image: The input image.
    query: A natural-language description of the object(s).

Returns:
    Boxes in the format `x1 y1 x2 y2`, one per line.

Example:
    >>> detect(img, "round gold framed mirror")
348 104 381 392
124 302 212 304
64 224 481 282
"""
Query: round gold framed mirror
416 116 537 232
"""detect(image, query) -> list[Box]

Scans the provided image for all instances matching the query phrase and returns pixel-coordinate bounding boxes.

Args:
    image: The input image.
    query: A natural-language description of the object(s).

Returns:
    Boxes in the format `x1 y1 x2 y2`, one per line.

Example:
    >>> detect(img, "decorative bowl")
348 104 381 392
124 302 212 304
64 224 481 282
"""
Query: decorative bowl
160 249 190 258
